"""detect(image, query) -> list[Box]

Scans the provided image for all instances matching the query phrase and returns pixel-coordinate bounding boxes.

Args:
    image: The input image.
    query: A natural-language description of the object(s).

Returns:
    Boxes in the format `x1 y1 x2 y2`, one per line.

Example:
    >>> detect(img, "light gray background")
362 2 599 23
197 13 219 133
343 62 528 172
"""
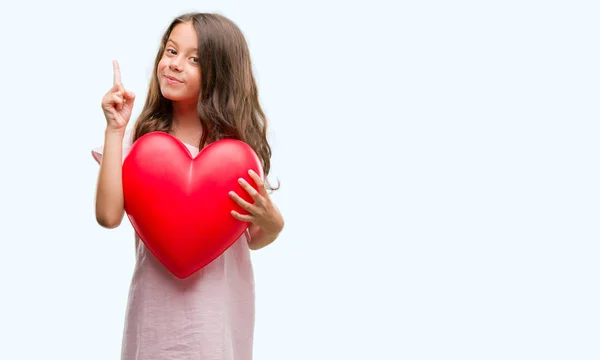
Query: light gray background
0 0 598 359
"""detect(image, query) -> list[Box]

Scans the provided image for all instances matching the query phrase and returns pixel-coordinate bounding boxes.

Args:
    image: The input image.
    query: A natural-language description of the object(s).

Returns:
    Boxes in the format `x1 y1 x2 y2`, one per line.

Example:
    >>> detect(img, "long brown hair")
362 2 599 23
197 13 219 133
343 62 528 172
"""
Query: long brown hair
132 12 278 190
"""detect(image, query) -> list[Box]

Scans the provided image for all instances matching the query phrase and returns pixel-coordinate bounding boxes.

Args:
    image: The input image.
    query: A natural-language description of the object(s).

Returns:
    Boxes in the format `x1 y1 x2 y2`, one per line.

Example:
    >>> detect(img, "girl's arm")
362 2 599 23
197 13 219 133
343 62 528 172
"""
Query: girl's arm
95 60 136 229
94 128 126 228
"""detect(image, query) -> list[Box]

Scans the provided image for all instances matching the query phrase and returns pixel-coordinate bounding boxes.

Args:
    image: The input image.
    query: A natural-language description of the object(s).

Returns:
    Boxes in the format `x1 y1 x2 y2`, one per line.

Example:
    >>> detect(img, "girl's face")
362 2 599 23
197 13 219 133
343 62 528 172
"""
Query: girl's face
157 22 202 104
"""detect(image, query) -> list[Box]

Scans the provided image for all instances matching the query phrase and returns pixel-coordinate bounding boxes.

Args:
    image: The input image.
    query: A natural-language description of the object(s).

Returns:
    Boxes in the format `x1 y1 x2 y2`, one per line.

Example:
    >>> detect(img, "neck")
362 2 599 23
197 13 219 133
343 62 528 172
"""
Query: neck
171 101 203 141
171 101 199 128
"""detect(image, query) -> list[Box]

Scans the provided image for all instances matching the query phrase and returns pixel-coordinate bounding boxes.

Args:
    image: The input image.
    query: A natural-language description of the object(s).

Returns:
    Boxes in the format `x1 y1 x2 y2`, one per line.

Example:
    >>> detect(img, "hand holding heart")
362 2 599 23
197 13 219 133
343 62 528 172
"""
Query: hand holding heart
101 60 135 132
229 170 284 236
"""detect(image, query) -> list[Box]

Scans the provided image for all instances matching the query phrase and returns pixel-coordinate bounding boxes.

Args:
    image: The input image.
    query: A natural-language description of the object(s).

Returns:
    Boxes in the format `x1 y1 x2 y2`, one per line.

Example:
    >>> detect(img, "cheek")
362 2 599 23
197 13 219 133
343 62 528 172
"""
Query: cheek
188 71 202 94
157 60 167 75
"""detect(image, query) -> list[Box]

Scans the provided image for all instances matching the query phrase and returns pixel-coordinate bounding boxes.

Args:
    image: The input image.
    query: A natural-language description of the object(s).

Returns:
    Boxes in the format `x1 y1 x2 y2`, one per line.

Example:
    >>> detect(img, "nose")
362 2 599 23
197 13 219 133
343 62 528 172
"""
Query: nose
169 56 184 72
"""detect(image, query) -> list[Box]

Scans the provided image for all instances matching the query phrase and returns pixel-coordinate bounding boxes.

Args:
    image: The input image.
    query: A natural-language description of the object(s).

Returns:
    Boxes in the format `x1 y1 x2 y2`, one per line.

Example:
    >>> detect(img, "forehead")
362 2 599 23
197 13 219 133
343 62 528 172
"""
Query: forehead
167 22 198 50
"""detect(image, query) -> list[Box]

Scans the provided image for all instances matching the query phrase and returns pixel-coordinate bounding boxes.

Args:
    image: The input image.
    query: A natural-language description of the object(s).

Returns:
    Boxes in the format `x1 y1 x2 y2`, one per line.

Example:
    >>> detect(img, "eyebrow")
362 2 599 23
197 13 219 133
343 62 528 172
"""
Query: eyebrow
167 39 198 52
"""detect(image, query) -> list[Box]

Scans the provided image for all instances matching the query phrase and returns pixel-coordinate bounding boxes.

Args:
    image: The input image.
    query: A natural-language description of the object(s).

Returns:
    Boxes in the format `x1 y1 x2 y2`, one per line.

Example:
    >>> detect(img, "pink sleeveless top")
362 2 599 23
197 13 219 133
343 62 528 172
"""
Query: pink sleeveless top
92 129 255 360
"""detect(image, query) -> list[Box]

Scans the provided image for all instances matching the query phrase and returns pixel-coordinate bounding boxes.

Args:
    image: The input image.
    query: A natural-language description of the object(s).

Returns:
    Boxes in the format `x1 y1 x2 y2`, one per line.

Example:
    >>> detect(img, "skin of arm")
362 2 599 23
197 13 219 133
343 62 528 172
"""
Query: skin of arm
95 128 126 229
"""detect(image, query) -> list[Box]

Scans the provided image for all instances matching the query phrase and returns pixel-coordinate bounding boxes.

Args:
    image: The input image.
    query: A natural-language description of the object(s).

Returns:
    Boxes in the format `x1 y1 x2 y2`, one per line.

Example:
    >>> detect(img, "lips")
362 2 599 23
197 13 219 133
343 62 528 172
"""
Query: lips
164 75 183 83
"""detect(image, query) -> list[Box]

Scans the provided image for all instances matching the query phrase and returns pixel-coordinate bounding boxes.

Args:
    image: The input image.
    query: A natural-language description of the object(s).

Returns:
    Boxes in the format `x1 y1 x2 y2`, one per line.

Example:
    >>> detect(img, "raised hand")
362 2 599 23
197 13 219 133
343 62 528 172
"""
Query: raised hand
101 60 136 132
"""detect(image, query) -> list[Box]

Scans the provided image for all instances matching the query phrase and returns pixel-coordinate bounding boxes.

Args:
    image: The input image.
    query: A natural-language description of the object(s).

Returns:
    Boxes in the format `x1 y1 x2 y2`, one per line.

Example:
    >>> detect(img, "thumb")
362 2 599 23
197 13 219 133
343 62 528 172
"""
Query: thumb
123 91 135 113
124 90 135 100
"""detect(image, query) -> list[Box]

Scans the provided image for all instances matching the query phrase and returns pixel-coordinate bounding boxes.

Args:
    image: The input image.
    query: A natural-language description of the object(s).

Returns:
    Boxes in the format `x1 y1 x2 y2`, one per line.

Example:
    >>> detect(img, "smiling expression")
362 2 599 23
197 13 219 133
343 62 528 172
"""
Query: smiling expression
157 21 202 103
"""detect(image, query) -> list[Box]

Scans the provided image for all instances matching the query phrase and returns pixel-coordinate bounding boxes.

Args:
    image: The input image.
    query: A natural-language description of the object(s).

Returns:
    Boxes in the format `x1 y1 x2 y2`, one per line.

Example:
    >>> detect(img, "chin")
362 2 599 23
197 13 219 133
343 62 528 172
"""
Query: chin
160 91 177 101
159 88 182 101
161 89 197 104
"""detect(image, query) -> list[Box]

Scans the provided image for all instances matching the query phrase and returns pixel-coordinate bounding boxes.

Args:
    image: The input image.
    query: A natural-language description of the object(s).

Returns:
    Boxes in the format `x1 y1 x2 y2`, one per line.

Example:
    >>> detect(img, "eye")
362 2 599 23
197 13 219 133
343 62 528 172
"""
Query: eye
190 57 199 63
166 48 177 55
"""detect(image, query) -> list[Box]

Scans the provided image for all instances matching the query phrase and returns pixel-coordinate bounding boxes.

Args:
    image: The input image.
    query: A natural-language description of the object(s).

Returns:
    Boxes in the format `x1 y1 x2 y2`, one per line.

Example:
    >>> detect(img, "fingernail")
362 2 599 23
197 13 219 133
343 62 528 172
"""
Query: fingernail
238 178 244 183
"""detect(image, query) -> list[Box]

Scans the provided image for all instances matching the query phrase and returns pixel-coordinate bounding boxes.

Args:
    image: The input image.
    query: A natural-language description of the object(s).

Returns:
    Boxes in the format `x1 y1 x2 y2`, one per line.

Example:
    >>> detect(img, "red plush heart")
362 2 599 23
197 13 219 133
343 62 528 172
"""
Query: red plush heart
122 131 263 278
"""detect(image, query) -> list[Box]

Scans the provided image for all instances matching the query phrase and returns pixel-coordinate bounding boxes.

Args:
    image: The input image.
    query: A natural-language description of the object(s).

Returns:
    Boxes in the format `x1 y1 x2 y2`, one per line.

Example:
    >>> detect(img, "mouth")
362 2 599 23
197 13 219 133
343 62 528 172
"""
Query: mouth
164 75 184 83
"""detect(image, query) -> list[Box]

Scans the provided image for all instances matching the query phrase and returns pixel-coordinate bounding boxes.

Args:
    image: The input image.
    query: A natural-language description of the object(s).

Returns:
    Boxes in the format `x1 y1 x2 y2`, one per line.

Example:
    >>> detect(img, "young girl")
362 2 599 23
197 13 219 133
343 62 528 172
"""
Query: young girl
92 12 284 360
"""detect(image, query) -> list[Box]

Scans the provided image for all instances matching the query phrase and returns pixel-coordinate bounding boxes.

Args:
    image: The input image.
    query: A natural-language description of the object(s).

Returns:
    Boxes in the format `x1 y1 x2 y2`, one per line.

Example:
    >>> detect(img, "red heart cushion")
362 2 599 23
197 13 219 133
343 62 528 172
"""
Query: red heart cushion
122 131 263 278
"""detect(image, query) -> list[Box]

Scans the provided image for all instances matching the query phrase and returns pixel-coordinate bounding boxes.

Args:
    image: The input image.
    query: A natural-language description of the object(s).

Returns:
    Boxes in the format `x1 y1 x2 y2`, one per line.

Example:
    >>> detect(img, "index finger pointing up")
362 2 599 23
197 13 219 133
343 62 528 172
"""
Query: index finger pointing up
113 60 121 85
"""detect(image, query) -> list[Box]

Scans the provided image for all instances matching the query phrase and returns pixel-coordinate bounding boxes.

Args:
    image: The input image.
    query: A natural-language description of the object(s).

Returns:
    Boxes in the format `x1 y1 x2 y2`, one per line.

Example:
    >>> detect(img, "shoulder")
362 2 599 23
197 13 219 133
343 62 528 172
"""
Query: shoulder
91 127 135 165
123 127 134 147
